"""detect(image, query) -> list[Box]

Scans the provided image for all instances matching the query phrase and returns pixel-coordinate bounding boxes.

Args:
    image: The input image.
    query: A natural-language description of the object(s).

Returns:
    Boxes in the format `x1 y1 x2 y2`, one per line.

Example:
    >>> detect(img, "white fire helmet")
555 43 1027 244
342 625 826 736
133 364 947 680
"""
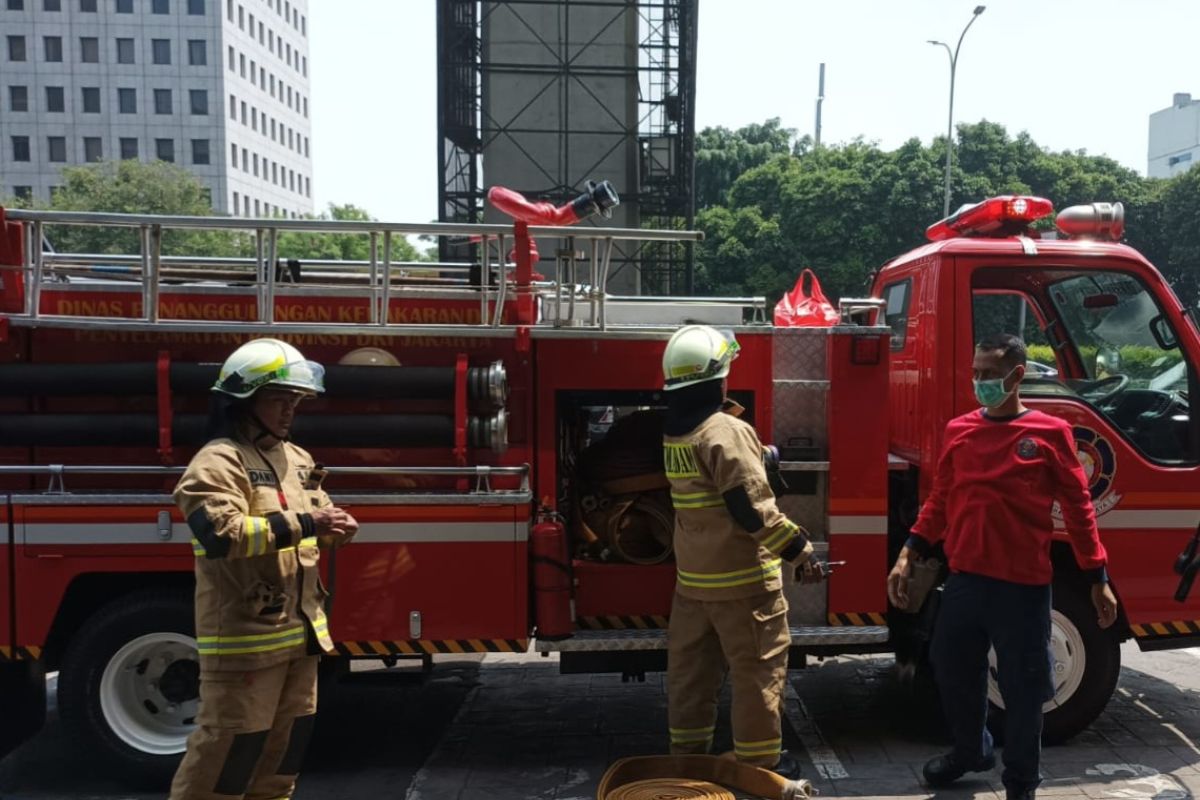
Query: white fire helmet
661 324 740 392
213 338 325 398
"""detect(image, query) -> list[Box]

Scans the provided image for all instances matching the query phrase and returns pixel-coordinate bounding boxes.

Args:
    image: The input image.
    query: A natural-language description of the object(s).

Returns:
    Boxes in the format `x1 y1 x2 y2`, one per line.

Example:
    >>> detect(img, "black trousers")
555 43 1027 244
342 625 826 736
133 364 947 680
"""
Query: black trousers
931 572 1054 792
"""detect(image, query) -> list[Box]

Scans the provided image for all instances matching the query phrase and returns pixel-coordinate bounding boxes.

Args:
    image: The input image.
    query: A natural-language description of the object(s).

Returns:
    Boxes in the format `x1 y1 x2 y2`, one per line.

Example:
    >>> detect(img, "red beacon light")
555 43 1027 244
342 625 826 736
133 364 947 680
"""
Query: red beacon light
925 195 1055 241
1055 201 1124 241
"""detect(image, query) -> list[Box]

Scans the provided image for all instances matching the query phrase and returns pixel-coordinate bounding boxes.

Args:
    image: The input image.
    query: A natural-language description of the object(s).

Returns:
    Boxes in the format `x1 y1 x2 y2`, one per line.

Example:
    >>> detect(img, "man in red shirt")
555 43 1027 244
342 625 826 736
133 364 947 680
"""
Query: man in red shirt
887 334 1119 800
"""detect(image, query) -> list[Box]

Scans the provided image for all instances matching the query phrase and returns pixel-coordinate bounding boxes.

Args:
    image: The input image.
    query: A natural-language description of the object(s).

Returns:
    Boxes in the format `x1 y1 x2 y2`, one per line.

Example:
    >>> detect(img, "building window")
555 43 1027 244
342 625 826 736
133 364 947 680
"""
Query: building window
252 153 258 176
44 0 60 9
257 21 263 43
232 190 239 214
289 170 295 192
230 142 237 167
225 0 231 19
116 37 135 64
7 0 24 9
79 0 95 9
269 74 275 96
6 37 24 64
227 45 234 70
302 96 307 118
118 87 136 113
43 36 63 62
187 0 202 14
191 138 210 165
1168 152 1194 168
251 106 257 130
81 86 100 113
240 146 247 171
189 89 208 115
83 137 102 163
228 93 236 118
286 85 292 106
151 0 168 12
239 53 245 77
270 118 276 140
188 39 206 65
152 39 171 65
155 138 174 162
301 15 305 36
250 59 256 85
14 186 32 202
303 136 309 158
287 128 293 149
115 0 132 10
239 100 246 123
254 199 260 216
47 136 66 162
80 37 99 62
119 137 138 159
237 3 242 28
271 161 277 184
305 176 310 197
154 88 172 114
9 85 28 112
11 136 30 162
45 86 64 112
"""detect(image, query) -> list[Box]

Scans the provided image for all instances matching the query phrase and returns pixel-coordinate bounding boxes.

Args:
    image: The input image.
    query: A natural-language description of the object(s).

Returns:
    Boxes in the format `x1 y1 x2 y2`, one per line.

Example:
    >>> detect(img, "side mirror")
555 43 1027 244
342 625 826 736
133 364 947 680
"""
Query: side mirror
1151 315 1178 350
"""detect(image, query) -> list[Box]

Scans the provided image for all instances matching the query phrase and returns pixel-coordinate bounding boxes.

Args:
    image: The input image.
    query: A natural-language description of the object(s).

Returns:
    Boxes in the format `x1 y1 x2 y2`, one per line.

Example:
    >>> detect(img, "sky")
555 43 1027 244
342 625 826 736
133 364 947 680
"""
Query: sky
309 0 1198 223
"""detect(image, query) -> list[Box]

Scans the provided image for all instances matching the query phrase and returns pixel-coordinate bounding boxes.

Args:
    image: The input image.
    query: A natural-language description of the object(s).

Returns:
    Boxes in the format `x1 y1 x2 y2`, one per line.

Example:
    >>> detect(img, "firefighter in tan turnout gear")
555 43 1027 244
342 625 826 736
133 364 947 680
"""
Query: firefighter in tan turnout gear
662 324 816 779
170 338 358 800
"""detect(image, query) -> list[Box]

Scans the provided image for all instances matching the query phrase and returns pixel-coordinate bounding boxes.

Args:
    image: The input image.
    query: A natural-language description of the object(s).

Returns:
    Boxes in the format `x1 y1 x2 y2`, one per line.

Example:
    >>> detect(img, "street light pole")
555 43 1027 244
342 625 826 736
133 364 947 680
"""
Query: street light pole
930 5 986 217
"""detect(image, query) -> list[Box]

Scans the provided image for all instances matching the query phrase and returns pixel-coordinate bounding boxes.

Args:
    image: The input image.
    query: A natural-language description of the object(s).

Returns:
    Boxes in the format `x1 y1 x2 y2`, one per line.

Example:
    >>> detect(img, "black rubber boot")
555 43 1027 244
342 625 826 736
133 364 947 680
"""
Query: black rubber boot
922 751 996 787
771 751 802 780
1006 785 1037 800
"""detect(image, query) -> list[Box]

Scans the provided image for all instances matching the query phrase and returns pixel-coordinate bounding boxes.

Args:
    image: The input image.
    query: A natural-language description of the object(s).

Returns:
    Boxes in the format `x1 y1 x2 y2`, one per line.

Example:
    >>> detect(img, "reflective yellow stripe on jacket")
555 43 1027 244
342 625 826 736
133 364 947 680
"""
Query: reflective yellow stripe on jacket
670 490 725 510
762 521 800 555
669 725 715 745
664 443 701 479
676 559 783 590
196 625 307 656
244 516 269 557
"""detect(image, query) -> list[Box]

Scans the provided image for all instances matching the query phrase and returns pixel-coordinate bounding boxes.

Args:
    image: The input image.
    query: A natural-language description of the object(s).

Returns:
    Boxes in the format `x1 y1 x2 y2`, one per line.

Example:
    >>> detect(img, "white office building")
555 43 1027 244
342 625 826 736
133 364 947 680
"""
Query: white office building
0 0 313 217
1148 93 1200 180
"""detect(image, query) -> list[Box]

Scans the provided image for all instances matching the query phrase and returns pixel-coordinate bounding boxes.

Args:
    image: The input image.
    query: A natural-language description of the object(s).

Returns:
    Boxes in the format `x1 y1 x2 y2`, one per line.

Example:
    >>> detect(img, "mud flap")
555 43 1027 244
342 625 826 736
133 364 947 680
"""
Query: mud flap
0 659 46 759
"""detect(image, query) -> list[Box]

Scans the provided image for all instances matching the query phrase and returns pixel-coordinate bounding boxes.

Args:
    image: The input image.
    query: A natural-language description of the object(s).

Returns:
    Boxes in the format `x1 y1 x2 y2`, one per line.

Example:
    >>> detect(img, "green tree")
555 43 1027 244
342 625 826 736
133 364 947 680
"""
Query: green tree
1159 166 1200 307
276 203 423 263
32 160 249 257
695 118 795 210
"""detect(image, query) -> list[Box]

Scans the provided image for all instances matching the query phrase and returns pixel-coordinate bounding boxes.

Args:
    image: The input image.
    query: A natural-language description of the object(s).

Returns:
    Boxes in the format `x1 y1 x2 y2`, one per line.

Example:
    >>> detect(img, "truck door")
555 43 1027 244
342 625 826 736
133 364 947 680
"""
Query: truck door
968 264 1200 636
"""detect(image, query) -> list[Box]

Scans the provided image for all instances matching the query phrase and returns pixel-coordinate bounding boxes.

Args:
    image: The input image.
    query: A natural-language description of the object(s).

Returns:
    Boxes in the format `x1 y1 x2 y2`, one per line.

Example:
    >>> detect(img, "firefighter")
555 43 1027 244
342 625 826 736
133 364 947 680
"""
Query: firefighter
887 333 1118 800
170 338 358 800
661 324 817 778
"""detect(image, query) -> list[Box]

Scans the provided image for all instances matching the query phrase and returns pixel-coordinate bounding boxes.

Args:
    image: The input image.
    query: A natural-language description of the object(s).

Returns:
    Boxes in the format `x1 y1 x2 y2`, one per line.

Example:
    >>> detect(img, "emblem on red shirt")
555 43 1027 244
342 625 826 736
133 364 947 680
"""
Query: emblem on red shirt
1016 438 1038 459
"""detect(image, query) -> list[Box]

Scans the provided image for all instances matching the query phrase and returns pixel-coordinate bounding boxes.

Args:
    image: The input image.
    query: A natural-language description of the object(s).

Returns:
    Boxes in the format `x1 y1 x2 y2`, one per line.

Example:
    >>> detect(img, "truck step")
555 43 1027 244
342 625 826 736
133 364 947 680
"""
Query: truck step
534 625 889 652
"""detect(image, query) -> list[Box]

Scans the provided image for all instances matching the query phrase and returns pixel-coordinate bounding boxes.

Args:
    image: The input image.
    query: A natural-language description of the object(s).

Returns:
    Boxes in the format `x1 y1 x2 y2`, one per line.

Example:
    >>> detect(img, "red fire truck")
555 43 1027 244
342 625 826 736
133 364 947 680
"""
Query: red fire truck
0 193 1197 782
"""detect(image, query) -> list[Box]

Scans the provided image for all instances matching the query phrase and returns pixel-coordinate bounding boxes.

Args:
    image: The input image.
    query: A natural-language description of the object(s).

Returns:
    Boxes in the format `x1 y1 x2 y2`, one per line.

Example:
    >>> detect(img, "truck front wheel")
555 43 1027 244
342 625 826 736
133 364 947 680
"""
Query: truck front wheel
57 589 198 783
986 581 1120 745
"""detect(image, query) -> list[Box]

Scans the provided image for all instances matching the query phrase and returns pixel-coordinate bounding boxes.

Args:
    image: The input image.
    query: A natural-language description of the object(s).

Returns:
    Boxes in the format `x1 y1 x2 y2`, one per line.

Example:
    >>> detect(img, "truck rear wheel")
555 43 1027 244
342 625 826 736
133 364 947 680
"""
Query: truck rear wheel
57 589 198 783
986 581 1120 745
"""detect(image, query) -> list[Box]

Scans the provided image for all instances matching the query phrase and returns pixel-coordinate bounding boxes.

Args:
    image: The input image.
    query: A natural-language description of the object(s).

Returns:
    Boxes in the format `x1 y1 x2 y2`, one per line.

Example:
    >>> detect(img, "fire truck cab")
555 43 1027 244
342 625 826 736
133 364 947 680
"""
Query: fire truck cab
0 194 1197 782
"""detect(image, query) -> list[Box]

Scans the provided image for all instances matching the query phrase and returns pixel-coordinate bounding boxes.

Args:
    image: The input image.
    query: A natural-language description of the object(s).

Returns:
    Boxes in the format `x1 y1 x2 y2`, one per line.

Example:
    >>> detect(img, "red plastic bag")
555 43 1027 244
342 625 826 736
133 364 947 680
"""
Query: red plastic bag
774 269 840 327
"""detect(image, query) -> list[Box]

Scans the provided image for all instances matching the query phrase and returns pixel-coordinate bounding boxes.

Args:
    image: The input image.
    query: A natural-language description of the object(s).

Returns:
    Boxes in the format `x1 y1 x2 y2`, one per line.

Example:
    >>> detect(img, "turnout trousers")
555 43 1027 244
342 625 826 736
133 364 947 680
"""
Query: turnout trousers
169 655 319 800
931 573 1054 795
667 589 791 766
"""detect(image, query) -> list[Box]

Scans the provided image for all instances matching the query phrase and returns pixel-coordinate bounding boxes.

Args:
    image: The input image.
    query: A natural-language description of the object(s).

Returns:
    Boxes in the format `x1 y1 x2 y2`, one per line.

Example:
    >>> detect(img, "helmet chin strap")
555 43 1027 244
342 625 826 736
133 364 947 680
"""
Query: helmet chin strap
248 410 288 444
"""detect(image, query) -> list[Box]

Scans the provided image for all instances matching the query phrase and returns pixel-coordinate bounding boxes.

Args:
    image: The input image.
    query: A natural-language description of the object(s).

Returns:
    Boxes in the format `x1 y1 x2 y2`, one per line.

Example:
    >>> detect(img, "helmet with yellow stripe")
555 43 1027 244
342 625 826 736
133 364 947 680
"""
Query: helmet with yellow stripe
213 338 325 398
662 324 740 392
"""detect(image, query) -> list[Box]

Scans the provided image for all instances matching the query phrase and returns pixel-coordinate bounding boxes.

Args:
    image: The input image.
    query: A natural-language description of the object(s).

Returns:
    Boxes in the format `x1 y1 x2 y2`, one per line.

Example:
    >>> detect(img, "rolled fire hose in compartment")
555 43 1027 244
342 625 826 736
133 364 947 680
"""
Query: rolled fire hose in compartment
0 412 509 453
0 361 509 409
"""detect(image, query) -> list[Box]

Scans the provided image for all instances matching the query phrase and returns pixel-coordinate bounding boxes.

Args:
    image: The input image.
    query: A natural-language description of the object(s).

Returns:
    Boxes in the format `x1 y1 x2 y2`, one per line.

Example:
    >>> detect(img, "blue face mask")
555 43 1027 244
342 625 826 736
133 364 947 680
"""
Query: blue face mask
973 367 1018 408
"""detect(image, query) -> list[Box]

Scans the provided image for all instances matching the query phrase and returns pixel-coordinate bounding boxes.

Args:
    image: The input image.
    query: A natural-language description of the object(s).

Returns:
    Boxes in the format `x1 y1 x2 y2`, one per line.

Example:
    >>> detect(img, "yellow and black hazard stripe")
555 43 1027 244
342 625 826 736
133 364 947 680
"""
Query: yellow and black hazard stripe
1130 619 1200 639
576 615 669 630
333 639 528 657
828 612 887 626
0 645 43 661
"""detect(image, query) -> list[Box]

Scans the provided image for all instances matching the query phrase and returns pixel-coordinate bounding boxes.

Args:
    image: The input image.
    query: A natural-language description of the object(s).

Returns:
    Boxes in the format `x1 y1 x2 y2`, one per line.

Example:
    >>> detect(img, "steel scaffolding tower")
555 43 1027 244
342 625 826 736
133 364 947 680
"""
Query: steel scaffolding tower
436 0 697 294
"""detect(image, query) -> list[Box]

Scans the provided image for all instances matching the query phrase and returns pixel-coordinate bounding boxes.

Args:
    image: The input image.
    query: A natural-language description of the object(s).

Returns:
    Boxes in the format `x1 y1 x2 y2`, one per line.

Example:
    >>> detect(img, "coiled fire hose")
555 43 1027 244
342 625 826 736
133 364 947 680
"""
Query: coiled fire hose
597 755 815 800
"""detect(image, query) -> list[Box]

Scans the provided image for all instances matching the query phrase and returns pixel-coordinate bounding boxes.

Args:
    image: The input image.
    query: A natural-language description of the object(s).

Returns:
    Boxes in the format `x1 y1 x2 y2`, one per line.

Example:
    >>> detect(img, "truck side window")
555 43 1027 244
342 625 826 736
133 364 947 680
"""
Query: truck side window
882 279 910 350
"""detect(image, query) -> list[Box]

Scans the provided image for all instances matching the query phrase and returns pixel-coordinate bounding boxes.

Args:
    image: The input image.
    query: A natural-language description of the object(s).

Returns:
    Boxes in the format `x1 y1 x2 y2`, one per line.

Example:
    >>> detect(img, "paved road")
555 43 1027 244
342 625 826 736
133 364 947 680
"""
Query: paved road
4 645 1200 799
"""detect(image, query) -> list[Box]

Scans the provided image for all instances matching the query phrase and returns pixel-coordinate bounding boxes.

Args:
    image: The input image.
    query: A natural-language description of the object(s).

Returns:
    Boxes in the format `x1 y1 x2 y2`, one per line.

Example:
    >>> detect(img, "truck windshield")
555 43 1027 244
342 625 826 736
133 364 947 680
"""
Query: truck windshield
1048 272 1186 393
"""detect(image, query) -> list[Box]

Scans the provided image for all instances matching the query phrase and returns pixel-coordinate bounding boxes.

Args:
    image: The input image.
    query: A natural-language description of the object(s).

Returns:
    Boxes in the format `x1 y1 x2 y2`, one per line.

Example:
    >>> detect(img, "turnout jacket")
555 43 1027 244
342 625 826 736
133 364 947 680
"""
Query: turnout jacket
664 411 813 600
175 430 349 670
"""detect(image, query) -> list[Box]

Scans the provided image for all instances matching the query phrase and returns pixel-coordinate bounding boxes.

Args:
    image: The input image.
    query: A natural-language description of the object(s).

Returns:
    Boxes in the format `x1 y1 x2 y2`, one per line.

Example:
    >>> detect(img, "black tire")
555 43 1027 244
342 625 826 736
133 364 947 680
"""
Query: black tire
57 589 198 786
987 581 1121 745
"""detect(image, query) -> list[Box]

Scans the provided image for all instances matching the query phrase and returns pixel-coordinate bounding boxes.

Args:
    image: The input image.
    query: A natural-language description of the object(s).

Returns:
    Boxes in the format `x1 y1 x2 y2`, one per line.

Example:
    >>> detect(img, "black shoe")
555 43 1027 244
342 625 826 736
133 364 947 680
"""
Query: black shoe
1006 785 1036 800
771 751 802 780
922 751 996 787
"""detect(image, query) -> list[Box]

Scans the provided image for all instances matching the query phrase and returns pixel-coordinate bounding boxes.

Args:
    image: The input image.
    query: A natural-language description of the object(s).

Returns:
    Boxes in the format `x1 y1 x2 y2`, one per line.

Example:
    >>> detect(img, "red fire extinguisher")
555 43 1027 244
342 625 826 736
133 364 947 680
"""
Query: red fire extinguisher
531 511 573 640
